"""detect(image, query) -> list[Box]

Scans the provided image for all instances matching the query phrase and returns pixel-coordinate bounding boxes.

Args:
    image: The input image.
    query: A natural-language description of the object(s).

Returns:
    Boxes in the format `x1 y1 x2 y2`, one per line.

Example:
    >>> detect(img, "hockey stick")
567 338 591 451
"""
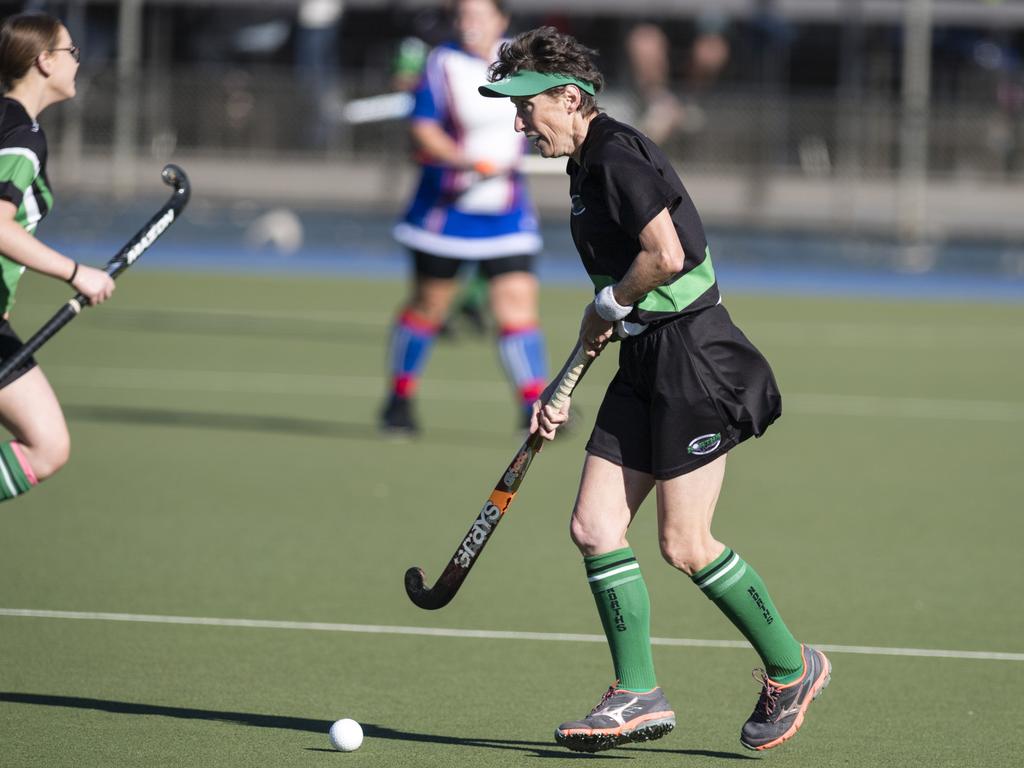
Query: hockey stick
405 343 593 610
0 164 191 384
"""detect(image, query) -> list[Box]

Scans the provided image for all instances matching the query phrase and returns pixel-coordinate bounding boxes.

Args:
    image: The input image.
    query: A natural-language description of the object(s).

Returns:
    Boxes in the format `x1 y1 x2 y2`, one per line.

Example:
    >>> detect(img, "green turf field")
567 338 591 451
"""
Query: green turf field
1 270 1022 767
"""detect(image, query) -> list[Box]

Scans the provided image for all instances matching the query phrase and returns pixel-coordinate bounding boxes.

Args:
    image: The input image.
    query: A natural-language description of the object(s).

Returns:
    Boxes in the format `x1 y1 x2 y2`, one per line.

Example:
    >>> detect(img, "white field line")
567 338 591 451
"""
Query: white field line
47 364 1024 422
1 608 1021 662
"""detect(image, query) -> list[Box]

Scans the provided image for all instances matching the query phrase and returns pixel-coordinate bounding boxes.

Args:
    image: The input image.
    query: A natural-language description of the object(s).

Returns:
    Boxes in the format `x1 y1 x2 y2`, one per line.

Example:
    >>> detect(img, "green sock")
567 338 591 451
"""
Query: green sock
692 547 804 683
585 546 657 692
459 272 488 311
0 442 34 502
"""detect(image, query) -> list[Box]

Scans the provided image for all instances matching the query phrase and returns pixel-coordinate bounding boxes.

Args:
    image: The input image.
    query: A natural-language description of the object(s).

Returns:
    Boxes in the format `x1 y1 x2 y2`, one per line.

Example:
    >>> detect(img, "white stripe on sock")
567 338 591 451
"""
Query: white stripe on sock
696 552 741 589
587 562 640 583
0 454 18 497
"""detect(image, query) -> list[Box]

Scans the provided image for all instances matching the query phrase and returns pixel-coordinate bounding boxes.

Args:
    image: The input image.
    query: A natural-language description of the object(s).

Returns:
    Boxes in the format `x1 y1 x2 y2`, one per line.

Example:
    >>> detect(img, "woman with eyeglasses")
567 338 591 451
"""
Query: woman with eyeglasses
0 12 114 503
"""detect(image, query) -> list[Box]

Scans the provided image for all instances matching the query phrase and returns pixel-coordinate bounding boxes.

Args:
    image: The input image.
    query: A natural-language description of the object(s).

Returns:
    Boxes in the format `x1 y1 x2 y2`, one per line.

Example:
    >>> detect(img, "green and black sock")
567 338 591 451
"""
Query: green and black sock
0 442 36 502
692 547 804 683
585 546 658 692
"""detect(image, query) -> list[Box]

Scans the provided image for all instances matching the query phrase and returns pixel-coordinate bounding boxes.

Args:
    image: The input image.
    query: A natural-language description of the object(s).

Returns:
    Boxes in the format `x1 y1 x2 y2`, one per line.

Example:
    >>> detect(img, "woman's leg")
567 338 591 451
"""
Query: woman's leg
0 367 70 501
555 453 675 753
570 453 656 691
380 257 461 433
656 454 829 750
488 269 548 425
657 454 803 679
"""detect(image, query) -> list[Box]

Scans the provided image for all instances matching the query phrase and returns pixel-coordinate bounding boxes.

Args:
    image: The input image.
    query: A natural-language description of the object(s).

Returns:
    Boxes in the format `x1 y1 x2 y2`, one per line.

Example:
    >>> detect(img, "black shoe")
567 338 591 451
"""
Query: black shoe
740 645 831 751
380 395 419 435
555 684 676 753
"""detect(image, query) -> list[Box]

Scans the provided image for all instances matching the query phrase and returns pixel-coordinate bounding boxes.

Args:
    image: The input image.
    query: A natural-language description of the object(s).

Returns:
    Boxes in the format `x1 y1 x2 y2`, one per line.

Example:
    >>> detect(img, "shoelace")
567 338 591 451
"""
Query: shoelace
752 669 782 718
589 682 619 715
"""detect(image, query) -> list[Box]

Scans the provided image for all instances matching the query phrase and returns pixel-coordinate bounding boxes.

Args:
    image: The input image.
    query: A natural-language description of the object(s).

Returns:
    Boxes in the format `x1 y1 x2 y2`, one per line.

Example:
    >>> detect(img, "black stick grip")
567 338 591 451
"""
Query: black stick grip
0 303 80 379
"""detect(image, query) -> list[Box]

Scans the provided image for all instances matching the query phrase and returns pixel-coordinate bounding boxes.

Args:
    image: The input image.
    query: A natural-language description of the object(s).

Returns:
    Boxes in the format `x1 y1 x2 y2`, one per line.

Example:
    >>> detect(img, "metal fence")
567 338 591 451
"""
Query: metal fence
47 62 1024 174
30 0 1024 241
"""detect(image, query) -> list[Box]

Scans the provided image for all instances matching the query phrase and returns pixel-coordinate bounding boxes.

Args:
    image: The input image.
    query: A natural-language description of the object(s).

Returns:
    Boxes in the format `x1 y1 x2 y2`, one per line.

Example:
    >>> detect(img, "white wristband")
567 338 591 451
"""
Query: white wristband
594 285 633 322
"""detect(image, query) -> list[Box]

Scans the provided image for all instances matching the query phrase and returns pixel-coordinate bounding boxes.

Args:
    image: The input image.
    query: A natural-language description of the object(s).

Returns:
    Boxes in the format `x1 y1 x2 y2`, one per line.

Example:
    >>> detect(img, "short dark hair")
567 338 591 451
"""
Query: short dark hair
0 12 63 92
489 27 603 115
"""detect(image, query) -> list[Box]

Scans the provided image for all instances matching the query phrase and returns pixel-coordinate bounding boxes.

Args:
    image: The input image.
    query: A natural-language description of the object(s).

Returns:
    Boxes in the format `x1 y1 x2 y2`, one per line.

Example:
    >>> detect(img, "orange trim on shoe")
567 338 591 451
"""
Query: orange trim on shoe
557 709 676 737
751 647 831 751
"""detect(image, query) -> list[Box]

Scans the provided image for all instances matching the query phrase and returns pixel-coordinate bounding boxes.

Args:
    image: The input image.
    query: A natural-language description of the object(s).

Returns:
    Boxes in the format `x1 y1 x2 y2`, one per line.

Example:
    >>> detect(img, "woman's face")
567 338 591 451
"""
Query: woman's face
455 0 508 55
511 89 578 158
41 25 79 100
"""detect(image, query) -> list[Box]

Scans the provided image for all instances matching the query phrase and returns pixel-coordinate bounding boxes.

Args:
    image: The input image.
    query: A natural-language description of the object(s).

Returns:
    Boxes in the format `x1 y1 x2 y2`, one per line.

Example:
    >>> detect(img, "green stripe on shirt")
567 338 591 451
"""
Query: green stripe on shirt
588 245 717 317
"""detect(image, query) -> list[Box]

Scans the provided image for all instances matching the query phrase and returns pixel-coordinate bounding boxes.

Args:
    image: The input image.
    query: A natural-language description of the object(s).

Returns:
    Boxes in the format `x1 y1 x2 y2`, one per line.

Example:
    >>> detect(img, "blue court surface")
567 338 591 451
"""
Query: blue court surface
45 198 1024 302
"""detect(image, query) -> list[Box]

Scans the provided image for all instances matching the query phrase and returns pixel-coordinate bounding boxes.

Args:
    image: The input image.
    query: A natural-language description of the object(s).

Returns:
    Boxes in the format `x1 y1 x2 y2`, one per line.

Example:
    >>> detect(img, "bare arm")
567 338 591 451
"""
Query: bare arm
410 119 501 175
0 200 115 305
536 209 687 441
611 207 686 303
0 200 76 281
579 207 685 355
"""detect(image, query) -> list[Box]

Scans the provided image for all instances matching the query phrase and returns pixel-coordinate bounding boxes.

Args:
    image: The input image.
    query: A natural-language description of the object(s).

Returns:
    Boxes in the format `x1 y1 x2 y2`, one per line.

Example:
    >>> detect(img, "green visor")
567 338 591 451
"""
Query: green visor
479 70 596 98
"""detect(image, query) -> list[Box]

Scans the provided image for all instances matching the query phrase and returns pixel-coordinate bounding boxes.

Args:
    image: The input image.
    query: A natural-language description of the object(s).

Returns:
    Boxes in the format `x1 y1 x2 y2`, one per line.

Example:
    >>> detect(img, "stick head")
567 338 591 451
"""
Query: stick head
160 164 191 203
404 566 453 610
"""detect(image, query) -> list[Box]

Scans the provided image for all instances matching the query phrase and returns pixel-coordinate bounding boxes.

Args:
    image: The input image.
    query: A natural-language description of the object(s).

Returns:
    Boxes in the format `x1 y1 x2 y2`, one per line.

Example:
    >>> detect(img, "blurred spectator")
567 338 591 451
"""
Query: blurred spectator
688 11 731 93
625 14 733 146
392 35 429 93
391 3 452 93
625 23 684 144
678 11 733 137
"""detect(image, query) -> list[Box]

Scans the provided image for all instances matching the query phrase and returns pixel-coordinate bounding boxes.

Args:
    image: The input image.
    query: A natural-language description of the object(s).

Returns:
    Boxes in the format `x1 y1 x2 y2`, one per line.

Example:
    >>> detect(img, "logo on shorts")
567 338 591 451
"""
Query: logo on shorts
687 432 722 455
570 195 586 216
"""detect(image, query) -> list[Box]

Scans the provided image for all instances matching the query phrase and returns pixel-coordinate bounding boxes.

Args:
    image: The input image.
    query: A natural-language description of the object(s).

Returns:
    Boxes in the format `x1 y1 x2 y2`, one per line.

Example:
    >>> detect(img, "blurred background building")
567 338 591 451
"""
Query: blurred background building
4 0 1024 275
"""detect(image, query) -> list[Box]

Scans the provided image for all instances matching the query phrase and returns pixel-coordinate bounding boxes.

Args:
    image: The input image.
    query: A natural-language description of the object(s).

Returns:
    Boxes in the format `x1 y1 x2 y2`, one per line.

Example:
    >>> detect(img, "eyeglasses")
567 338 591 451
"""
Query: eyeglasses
48 45 80 63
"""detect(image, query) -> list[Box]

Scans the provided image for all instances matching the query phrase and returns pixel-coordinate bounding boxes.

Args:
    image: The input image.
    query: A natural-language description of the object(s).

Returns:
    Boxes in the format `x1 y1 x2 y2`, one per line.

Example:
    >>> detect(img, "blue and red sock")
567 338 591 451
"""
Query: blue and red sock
387 309 441 399
497 324 548 411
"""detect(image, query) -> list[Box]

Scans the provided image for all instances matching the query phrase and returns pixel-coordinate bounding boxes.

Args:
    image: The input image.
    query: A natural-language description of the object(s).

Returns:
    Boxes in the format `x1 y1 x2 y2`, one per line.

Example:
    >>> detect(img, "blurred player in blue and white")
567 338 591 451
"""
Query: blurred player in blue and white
380 0 547 434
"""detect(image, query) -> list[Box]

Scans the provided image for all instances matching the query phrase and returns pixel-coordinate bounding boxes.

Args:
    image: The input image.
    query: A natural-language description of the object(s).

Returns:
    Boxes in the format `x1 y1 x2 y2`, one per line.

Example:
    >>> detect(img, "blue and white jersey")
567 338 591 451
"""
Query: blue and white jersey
393 41 542 259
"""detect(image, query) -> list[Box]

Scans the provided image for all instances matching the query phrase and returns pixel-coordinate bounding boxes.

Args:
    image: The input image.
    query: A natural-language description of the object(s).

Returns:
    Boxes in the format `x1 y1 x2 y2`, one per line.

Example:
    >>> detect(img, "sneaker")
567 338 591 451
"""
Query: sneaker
740 644 831 751
555 684 676 753
379 394 419 435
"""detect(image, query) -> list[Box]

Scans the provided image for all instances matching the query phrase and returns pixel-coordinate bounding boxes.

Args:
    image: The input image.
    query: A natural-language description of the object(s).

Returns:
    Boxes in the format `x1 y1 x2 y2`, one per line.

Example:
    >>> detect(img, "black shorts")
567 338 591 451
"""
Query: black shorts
586 304 782 480
0 320 37 390
411 249 535 280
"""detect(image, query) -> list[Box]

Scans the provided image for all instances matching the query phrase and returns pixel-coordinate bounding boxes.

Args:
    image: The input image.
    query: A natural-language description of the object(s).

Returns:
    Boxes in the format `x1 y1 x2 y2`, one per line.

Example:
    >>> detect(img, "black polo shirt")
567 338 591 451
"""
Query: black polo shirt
567 113 719 324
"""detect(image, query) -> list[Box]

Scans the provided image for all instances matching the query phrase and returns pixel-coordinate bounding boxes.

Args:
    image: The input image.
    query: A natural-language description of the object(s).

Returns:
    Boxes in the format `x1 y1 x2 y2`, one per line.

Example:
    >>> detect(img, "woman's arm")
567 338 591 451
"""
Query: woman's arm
0 200 76 281
579 207 685 355
0 200 115 305
410 119 501 176
610 207 686 304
